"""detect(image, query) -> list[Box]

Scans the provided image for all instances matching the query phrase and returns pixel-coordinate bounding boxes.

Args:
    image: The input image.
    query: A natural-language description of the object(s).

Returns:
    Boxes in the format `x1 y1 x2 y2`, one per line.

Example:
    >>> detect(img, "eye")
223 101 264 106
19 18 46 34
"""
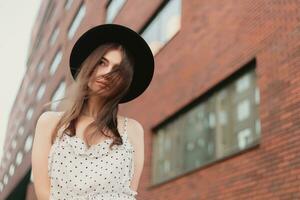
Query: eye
98 60 105 66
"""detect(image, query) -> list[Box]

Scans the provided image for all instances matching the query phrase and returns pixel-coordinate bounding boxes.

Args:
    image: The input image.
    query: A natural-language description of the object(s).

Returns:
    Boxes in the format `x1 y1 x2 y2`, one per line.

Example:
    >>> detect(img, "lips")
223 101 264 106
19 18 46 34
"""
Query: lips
95 80 103 84
95 80 107 87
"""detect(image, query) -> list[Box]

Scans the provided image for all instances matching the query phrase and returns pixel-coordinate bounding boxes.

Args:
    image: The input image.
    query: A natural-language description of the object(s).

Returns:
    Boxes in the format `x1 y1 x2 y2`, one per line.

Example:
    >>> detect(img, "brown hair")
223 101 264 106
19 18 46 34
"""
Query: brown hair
45 42 135 150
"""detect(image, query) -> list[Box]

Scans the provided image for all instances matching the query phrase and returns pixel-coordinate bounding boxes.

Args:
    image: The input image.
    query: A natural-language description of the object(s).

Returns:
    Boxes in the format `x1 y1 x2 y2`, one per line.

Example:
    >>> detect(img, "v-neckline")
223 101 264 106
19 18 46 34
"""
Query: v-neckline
72 116 127 149
72 130 129 149
73 133 115 149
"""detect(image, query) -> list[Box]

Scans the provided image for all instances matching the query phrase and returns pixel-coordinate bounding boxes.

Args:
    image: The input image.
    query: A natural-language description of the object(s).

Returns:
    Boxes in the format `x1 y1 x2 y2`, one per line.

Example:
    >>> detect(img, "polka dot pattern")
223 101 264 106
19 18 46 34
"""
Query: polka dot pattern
48 117 138 200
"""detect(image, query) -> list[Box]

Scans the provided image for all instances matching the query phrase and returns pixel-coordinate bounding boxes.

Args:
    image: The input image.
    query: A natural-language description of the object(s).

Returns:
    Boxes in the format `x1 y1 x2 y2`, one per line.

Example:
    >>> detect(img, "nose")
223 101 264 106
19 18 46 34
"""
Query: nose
97 66 112 76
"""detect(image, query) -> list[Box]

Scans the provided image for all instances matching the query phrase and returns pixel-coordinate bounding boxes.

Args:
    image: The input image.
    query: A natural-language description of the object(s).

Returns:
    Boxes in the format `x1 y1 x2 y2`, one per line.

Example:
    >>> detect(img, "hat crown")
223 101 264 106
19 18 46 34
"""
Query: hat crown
69 24 155 103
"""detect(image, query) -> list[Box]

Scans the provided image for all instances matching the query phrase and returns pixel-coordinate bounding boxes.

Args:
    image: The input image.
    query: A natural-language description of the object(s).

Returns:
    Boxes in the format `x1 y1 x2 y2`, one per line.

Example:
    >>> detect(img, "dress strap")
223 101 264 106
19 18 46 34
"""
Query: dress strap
122 117 134 151
124 117 128 135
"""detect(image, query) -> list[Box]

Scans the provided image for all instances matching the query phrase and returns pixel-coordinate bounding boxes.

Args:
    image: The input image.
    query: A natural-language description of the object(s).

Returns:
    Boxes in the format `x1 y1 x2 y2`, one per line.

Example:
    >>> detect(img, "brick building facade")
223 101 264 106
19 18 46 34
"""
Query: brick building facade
0 0 299 199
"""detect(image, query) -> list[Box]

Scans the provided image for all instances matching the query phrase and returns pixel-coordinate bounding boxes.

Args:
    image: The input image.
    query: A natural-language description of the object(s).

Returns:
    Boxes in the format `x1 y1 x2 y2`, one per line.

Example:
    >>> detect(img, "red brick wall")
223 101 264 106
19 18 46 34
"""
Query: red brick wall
119 0 300 199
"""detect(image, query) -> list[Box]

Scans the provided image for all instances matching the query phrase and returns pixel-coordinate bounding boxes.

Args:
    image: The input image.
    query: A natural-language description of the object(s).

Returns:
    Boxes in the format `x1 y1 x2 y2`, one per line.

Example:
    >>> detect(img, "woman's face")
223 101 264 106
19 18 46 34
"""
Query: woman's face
88 49 122 93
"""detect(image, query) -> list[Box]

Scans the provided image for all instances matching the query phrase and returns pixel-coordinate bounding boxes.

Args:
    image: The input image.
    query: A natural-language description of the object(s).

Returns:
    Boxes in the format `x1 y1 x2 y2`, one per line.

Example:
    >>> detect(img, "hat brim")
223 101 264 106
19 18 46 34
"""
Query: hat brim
69 23 155 103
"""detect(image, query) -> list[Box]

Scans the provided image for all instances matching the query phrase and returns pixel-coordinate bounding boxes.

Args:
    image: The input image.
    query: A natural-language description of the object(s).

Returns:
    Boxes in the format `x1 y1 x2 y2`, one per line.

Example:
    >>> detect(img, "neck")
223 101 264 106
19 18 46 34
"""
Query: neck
82 96 104 118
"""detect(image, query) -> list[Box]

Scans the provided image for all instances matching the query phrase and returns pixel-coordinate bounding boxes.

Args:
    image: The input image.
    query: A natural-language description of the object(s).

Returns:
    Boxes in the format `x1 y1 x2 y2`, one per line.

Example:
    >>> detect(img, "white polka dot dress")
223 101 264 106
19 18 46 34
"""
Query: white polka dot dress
48 117 138 200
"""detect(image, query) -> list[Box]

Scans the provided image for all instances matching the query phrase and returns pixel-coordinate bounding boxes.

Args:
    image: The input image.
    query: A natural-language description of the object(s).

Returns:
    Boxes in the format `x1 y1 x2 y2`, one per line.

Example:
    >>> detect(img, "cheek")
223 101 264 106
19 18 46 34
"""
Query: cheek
96 66 112 75
95 66 105 74
88 79 96 89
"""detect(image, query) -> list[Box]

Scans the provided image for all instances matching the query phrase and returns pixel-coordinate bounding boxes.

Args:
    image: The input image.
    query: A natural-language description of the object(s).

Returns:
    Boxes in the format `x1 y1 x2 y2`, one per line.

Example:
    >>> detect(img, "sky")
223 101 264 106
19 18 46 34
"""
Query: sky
0 0 42 160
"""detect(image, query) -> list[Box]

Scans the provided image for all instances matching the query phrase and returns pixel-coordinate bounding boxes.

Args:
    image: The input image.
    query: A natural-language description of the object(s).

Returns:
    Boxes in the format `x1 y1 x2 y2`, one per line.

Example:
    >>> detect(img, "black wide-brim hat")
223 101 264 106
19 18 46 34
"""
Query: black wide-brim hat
69 23 155 104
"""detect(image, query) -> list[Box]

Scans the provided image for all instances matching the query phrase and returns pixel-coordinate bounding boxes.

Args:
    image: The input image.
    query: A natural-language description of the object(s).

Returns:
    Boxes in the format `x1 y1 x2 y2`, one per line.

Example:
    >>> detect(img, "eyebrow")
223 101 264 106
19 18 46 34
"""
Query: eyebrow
101 56 120 67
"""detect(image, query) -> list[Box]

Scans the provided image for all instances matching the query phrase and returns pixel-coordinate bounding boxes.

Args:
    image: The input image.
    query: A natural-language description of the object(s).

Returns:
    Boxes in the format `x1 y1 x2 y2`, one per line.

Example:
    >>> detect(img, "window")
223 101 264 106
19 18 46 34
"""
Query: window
33 35 43 53
11 138 17 150
151 60 260 185
141 0 181 56
49 25 59 46
9 164 15 176
49 48 62 76
18 126 24 136
105 0 127 23
28 1 56 65
27 83 34 96
68 2 86 39
37 58 45 74
15 151 23 166
51 81 66 111
24 134 33 152
64 0 73 10
36 82 46 101
44 1 56 24
26 107 34 121
3 174 8 185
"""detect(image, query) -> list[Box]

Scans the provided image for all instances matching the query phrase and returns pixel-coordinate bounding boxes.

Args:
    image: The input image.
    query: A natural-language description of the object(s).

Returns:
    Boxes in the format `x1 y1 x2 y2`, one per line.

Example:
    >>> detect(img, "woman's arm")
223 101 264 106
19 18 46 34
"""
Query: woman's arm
127 118 145 192
31 111 57 200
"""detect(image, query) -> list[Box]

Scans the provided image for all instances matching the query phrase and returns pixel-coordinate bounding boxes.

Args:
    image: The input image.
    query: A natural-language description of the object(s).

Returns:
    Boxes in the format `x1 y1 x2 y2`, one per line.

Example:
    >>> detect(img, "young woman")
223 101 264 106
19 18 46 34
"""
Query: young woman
31 24 154 200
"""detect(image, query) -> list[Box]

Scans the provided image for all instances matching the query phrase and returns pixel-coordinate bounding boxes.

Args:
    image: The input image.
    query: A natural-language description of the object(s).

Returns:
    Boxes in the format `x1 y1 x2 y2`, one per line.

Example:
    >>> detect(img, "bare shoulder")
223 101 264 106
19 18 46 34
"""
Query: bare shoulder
39 111 63 120
127 117 144 134
126 117 144 145
36 111 65 138
37 111 64 126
